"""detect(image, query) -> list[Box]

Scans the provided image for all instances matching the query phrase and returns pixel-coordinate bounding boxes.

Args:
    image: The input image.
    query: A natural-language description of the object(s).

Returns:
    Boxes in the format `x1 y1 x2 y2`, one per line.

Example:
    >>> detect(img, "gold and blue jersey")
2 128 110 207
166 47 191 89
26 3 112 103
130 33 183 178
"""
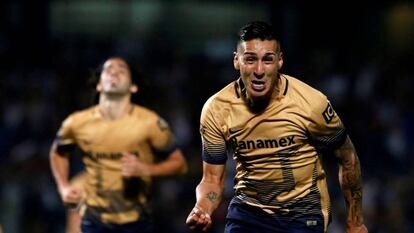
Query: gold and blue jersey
200 74 346 231
56 104 175 224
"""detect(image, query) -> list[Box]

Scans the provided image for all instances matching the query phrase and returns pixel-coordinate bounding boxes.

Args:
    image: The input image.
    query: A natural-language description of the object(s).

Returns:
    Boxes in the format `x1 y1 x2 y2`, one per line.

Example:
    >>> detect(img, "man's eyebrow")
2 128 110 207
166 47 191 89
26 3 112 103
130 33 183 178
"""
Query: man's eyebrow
243 51 277 54
105 63 128 69
263 53 277 57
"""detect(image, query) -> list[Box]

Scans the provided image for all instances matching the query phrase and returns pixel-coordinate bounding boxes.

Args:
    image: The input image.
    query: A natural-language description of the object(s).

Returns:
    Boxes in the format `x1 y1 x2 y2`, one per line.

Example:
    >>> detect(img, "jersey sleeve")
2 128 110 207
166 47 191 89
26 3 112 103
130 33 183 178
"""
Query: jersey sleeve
55 115 77 154
200 99 227 164
148 116 176 156
307 94 347 152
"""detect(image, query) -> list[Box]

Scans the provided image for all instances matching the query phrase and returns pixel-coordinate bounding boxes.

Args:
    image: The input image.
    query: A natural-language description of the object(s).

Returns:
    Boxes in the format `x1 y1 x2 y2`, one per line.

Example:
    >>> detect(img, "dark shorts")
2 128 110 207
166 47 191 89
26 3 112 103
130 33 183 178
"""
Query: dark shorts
224 218 324 233
81 217 155 233
225 203 325 233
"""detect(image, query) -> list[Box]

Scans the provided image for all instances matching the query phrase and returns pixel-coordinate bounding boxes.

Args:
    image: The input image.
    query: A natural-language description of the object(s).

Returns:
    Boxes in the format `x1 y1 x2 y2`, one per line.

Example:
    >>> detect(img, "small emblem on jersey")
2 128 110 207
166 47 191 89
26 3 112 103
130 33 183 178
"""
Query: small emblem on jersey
322 101 335 124
229 127 243 134
82 139 92 145
157 118 169 131
306 220 318 226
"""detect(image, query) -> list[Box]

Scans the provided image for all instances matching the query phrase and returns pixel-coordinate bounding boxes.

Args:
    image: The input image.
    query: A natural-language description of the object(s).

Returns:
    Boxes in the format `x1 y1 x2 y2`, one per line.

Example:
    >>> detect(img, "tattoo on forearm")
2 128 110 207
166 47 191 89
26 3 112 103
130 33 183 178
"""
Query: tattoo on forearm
336 137 364 225
207 192 218 202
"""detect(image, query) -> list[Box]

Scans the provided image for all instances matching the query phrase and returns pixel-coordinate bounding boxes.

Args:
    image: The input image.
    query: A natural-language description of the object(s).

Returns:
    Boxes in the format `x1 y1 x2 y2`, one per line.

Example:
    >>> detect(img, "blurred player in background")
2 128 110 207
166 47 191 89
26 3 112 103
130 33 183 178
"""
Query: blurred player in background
50 57 188 233
186 21 368 233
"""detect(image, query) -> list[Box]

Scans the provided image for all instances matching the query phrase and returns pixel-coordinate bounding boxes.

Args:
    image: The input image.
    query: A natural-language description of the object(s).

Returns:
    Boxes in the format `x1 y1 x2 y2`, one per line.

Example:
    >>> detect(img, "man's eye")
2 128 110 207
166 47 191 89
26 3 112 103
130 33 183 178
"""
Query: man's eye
246 57 255 63
263 57 275 64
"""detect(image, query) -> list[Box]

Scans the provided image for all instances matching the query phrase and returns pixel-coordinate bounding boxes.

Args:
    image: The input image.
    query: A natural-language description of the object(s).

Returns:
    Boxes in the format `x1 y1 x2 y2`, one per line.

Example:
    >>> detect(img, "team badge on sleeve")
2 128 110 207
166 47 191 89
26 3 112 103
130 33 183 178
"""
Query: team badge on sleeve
157 118 170 131
322 101 335 124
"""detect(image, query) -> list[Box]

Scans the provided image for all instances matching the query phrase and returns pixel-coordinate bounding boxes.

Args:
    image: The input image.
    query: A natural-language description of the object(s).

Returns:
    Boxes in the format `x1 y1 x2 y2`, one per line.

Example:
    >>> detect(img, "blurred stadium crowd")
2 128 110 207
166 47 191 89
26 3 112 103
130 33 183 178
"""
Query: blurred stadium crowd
0 1 413 233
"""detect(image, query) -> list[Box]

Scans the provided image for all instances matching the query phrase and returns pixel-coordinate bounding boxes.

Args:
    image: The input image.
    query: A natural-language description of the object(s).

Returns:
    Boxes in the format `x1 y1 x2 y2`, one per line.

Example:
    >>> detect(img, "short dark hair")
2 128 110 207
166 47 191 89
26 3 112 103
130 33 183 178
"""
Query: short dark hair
238 21 280 52
89 56 139 87
88 56 140 104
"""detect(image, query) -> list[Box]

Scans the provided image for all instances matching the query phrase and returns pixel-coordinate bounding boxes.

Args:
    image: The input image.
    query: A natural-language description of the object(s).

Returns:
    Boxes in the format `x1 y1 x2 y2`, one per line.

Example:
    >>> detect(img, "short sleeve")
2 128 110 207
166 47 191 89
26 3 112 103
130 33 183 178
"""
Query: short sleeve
148 116 176 154
307 95 347 152
200 100 227 164
55 115 77 154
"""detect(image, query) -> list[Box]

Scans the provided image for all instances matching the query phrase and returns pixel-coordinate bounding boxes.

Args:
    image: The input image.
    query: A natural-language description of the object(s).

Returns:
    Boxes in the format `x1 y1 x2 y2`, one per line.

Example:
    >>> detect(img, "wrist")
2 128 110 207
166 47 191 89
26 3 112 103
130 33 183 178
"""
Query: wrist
58 183 70 194
146 164 158 176
195 203 214 216
346 217 365 228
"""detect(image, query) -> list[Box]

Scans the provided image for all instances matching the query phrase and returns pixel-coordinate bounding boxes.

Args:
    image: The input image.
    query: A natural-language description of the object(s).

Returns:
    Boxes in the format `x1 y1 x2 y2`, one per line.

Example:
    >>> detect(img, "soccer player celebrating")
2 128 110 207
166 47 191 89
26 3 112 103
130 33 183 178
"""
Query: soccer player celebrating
186 21 368 233
50 57 188 233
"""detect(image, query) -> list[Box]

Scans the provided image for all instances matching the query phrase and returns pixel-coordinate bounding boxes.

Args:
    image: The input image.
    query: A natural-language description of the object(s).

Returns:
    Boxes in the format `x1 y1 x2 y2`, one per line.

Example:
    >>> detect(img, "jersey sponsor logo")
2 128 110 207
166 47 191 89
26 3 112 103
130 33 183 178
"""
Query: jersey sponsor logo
84 151 139 160
322 101 335 124
231 135 296 150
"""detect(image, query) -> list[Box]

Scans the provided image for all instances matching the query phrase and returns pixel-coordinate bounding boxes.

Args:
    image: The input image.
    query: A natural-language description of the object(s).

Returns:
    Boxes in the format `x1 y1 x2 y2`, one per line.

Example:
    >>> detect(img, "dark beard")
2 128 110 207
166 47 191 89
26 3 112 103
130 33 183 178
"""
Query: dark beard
238 76 278 114
247 95 271 114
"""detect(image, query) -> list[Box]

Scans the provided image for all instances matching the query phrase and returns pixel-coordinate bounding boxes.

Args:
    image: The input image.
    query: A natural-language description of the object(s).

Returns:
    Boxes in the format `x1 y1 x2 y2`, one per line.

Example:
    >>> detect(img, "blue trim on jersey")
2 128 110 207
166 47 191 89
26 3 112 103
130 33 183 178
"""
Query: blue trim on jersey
282 75 289 96
155 143 178 159
202 151 227 164
311 129 347 153
55 139 76 154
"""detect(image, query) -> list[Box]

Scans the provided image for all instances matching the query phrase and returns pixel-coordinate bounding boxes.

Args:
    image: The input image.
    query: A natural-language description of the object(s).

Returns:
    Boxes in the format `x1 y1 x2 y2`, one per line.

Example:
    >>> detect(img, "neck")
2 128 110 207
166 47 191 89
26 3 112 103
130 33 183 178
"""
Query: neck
98 94 132 120
246 75 281 113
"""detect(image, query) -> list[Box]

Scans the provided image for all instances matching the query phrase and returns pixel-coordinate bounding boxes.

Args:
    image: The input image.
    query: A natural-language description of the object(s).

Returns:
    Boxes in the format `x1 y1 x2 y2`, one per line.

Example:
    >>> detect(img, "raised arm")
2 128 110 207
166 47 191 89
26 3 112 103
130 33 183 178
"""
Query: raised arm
334 136 368 233
186 162 226 232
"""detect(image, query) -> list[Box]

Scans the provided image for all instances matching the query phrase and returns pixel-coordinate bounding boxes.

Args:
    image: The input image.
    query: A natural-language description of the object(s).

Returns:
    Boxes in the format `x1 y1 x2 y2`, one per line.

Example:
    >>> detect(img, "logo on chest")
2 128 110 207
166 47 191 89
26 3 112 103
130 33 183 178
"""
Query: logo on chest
230 135 296 151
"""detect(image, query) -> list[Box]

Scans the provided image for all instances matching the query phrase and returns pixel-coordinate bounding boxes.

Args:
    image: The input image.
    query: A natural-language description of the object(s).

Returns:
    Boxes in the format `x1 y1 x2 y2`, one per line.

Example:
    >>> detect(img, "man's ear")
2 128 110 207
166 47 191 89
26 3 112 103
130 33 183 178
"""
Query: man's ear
278 52 284 69
130 84 138 93
96 83 102 92
233 52 240 70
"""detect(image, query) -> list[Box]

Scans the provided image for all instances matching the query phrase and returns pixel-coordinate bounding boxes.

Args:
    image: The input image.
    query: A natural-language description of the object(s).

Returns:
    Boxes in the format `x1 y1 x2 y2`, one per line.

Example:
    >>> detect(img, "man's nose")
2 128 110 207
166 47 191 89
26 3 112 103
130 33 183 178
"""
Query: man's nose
109 69 120 76
254 62 265 78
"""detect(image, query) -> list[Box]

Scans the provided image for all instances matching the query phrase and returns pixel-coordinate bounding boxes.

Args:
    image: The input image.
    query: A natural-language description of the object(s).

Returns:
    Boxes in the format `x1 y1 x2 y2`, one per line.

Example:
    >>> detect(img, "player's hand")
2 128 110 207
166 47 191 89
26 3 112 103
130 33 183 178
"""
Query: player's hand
59 185 83 206
121 152 153 177
186 206 212 232
346 224 368 233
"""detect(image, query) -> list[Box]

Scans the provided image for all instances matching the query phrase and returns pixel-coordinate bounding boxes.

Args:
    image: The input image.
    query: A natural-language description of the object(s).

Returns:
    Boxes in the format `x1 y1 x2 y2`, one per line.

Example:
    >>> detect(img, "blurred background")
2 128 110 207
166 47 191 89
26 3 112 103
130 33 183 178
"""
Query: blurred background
1 0 414 232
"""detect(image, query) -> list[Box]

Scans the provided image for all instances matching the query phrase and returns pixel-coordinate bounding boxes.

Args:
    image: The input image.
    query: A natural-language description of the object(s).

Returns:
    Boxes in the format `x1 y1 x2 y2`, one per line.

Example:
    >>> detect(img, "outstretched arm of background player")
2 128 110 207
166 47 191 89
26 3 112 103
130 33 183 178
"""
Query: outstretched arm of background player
334 136 368 233
121 148 188 177
49 141 83 206
186 162 225 232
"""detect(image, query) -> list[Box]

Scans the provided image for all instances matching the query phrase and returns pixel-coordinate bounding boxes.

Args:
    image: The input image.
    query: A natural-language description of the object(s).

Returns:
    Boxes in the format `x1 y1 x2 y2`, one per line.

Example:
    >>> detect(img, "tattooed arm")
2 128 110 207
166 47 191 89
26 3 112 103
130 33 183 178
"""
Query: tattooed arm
335 136 368 233
186 162 225 232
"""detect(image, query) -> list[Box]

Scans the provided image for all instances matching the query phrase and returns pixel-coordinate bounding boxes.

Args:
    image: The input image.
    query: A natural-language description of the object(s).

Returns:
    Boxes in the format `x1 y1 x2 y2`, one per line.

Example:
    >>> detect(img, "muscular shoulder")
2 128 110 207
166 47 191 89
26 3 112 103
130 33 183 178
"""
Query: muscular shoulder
282 74 328 113
63 106 98 127
130 104 159 120
201 81 238 123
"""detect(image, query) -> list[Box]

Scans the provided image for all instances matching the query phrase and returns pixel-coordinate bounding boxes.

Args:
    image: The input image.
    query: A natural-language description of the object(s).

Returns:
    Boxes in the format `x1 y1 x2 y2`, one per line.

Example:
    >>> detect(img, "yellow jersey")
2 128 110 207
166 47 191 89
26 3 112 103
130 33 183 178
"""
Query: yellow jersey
56 104 175 224
200 74 346 231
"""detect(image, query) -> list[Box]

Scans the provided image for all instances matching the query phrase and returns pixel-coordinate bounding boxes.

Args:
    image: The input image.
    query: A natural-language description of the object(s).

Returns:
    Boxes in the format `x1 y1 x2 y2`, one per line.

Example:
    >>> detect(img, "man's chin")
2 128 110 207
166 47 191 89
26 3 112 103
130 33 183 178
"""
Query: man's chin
248 88 270 99
104 90 130 96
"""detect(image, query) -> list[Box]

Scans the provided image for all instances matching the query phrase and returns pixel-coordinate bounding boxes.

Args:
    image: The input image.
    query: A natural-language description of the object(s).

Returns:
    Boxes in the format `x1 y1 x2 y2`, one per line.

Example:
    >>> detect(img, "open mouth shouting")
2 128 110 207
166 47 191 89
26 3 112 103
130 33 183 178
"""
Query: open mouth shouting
251 80 266 92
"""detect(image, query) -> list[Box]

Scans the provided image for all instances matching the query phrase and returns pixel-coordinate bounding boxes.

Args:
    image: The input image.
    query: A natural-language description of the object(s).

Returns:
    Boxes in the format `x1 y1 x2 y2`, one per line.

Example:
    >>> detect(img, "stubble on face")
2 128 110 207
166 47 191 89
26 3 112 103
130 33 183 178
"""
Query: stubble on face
99 58 132 96
237 39 282 113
